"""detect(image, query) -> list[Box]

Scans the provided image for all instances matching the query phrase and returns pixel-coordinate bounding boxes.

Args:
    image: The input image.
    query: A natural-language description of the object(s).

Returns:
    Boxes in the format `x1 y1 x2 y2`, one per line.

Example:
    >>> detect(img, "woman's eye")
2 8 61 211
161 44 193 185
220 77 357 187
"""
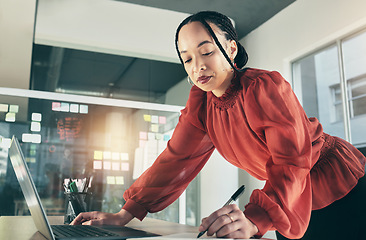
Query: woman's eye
184 59 192 64
203 51 213 56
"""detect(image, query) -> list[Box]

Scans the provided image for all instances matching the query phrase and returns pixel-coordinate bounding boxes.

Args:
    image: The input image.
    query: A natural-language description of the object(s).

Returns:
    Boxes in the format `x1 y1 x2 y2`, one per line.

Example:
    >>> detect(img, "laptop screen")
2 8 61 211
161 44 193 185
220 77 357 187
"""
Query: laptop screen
9 136 55 240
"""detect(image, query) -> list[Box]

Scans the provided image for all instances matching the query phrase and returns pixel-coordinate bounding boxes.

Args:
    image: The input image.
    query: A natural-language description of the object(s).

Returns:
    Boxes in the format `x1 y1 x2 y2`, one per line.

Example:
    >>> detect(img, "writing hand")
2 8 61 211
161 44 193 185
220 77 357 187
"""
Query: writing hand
198 204 258 239
70 209 134 226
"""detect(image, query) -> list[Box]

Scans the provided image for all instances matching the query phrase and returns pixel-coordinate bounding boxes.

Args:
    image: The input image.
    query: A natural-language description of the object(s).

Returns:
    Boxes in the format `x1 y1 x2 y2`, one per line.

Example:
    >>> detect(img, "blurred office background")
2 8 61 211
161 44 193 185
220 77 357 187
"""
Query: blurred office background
1 1 366 239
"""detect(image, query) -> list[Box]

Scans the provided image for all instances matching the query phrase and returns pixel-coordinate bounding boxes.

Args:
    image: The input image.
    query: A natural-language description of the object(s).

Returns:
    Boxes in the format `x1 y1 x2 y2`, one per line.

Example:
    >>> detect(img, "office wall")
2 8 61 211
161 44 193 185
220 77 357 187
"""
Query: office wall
0 0 37 122
0 0 36 89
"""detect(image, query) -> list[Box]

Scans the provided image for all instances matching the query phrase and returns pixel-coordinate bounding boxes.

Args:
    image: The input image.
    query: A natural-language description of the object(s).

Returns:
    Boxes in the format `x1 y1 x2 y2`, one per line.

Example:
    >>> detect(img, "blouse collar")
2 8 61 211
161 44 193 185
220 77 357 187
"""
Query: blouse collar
210 70 243 110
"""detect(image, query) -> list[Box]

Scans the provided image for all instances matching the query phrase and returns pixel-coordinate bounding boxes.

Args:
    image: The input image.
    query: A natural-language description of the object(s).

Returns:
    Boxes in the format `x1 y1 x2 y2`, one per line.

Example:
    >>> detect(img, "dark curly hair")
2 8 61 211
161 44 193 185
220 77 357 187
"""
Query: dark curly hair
175 11 248 72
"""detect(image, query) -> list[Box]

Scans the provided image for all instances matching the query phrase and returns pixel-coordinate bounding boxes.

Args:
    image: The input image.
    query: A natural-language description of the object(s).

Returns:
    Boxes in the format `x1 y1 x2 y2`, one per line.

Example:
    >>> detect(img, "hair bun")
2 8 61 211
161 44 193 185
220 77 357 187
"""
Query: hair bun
234 42 248 69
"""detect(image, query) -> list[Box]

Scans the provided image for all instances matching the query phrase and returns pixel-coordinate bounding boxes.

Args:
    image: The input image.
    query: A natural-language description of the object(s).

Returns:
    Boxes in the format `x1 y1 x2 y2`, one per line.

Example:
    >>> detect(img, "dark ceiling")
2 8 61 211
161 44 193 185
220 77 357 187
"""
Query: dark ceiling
31 0 295 104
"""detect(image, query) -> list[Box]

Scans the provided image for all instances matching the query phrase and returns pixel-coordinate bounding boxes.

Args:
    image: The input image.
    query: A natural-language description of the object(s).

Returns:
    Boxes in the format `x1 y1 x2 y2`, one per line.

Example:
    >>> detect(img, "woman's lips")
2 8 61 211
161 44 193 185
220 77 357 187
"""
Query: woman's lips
197 76 211 84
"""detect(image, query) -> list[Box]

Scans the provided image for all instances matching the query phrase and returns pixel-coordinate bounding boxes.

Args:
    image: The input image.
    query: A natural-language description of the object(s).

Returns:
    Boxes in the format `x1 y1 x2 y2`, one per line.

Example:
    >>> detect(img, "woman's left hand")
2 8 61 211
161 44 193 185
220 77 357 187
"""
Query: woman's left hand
198 204 258 239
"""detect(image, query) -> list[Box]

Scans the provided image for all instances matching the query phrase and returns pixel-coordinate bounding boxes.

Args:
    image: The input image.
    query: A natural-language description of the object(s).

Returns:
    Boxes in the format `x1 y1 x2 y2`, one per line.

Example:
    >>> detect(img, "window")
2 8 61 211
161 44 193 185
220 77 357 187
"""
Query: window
330 75 366 121
330 84 343 122
292 44 345 139
349 76 366 117
292 30 366 148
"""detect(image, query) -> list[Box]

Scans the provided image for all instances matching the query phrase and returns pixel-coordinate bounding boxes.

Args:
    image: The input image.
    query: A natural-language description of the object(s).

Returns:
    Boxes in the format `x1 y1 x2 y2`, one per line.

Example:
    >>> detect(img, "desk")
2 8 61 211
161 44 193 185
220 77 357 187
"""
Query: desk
0 216 274 239
0 216 198 240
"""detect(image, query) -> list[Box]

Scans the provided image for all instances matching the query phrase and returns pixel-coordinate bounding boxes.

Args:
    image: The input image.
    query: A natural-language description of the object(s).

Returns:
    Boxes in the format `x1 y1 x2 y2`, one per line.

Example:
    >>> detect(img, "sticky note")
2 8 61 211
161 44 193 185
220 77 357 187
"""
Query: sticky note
32 113 42 121
93 161 102 170
151 124 159 133
139 131 147 140
94 151 103 160
106 176 115 185
121 162 129 171
9 105 19 113
143 114 151 122
159 116 166 124
151 115 159 123
112 162 120 171
116 176 124 185
121 153 129 161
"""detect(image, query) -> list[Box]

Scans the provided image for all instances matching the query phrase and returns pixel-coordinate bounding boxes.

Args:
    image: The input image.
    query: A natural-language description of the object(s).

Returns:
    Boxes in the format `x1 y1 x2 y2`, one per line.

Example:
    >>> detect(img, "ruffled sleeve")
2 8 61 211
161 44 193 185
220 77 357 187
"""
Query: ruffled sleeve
243 71 314 238
122 86 215 220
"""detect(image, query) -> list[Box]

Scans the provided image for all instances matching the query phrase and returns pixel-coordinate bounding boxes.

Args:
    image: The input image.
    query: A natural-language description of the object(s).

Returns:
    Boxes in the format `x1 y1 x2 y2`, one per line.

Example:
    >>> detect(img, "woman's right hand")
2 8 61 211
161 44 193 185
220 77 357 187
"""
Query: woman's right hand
198 204 258 239
70 209 134 226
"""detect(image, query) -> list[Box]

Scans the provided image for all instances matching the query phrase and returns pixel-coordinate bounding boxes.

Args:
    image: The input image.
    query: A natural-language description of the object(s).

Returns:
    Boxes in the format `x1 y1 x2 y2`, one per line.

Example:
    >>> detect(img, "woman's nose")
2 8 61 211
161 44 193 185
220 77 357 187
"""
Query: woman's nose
193 58 206 73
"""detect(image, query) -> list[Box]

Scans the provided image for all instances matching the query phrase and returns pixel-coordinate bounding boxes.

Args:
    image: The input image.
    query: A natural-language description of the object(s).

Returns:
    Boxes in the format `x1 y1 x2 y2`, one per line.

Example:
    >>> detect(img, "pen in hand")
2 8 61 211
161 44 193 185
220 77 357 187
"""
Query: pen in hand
197 185 245 238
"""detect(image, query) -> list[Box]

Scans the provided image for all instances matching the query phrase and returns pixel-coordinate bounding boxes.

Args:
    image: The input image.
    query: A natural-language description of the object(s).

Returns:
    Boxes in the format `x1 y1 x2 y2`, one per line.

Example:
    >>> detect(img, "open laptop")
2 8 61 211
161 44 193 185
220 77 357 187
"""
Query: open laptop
9 136 159 240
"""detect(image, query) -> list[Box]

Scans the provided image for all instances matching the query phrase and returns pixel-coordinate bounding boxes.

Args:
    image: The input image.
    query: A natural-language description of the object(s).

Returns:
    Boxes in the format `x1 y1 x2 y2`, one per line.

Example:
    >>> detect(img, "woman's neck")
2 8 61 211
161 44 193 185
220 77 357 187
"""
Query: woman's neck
212 71 235 97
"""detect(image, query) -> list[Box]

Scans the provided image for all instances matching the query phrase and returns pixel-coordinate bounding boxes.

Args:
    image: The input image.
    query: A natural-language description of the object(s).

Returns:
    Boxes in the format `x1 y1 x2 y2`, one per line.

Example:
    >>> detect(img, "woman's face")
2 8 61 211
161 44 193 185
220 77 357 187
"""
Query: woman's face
177 21 237 97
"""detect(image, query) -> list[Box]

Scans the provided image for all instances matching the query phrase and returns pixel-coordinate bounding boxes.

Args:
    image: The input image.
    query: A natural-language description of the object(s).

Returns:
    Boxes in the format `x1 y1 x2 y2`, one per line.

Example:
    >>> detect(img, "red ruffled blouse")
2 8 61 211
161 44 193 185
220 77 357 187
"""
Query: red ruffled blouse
122 68 365 238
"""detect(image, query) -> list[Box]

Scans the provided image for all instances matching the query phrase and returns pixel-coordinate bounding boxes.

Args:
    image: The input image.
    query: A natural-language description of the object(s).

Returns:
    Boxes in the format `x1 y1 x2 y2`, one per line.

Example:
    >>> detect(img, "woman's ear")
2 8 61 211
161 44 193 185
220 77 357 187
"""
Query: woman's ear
229 39 238 59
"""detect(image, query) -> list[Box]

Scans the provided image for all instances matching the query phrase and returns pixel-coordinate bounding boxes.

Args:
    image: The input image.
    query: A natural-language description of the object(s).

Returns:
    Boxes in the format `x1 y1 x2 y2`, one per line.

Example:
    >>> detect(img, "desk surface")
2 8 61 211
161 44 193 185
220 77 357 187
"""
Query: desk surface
0 216 198 240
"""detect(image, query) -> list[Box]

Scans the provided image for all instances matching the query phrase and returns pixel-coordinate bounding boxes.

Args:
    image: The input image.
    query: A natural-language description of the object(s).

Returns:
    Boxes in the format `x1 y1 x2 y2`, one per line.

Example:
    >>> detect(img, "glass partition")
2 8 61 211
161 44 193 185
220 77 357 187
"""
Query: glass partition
0 88 183 222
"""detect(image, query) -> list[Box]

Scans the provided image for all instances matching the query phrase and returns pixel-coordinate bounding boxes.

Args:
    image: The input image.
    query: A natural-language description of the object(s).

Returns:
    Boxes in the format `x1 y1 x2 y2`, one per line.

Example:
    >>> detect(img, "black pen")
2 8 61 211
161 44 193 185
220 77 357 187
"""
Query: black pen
197 185 245 238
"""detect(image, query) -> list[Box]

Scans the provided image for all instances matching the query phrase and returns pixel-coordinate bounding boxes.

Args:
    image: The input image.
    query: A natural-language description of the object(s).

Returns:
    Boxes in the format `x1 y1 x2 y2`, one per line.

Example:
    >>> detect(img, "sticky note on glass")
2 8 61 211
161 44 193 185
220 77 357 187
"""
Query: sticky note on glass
5 112 15 122
32 113 42 121
94 151 103 160
70 104 79 113
121 162 129 171
93 161 102 170
159 116 167 124
31 122 41 132
121 153 129 161
103 161 111 170
52 102 61 111
103 151 111 159
0 104 9 112
116 176 124 185
112 162 120 171
151 115 159 124
151 124 159 133
143 114 151 122
164 135 171 141
107 176 116 185
79 105 88 114
60 103 70 112
139 131 147 140
148 132 155 140
155 133 163 140
9 105 19 113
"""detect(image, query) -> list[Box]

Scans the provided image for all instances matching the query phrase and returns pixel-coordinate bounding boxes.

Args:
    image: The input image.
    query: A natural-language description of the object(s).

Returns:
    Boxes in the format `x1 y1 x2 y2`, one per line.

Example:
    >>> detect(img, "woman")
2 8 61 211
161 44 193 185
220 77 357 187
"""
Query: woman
71 11 366 239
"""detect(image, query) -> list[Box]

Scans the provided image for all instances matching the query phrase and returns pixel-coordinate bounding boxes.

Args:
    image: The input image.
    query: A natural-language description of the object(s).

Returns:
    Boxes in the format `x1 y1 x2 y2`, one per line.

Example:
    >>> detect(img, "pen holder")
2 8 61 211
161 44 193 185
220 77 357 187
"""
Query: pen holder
64 192 92 224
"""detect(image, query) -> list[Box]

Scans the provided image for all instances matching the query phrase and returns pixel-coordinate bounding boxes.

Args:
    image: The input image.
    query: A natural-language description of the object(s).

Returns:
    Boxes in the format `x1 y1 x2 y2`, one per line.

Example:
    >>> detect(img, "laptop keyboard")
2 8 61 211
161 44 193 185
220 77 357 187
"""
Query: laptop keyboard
52 225 120 238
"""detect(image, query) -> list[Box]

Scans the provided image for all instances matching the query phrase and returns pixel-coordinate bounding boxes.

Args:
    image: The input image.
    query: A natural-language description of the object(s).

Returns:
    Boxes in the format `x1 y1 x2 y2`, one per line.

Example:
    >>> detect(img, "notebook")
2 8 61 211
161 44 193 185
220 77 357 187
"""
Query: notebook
9 136 159 240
